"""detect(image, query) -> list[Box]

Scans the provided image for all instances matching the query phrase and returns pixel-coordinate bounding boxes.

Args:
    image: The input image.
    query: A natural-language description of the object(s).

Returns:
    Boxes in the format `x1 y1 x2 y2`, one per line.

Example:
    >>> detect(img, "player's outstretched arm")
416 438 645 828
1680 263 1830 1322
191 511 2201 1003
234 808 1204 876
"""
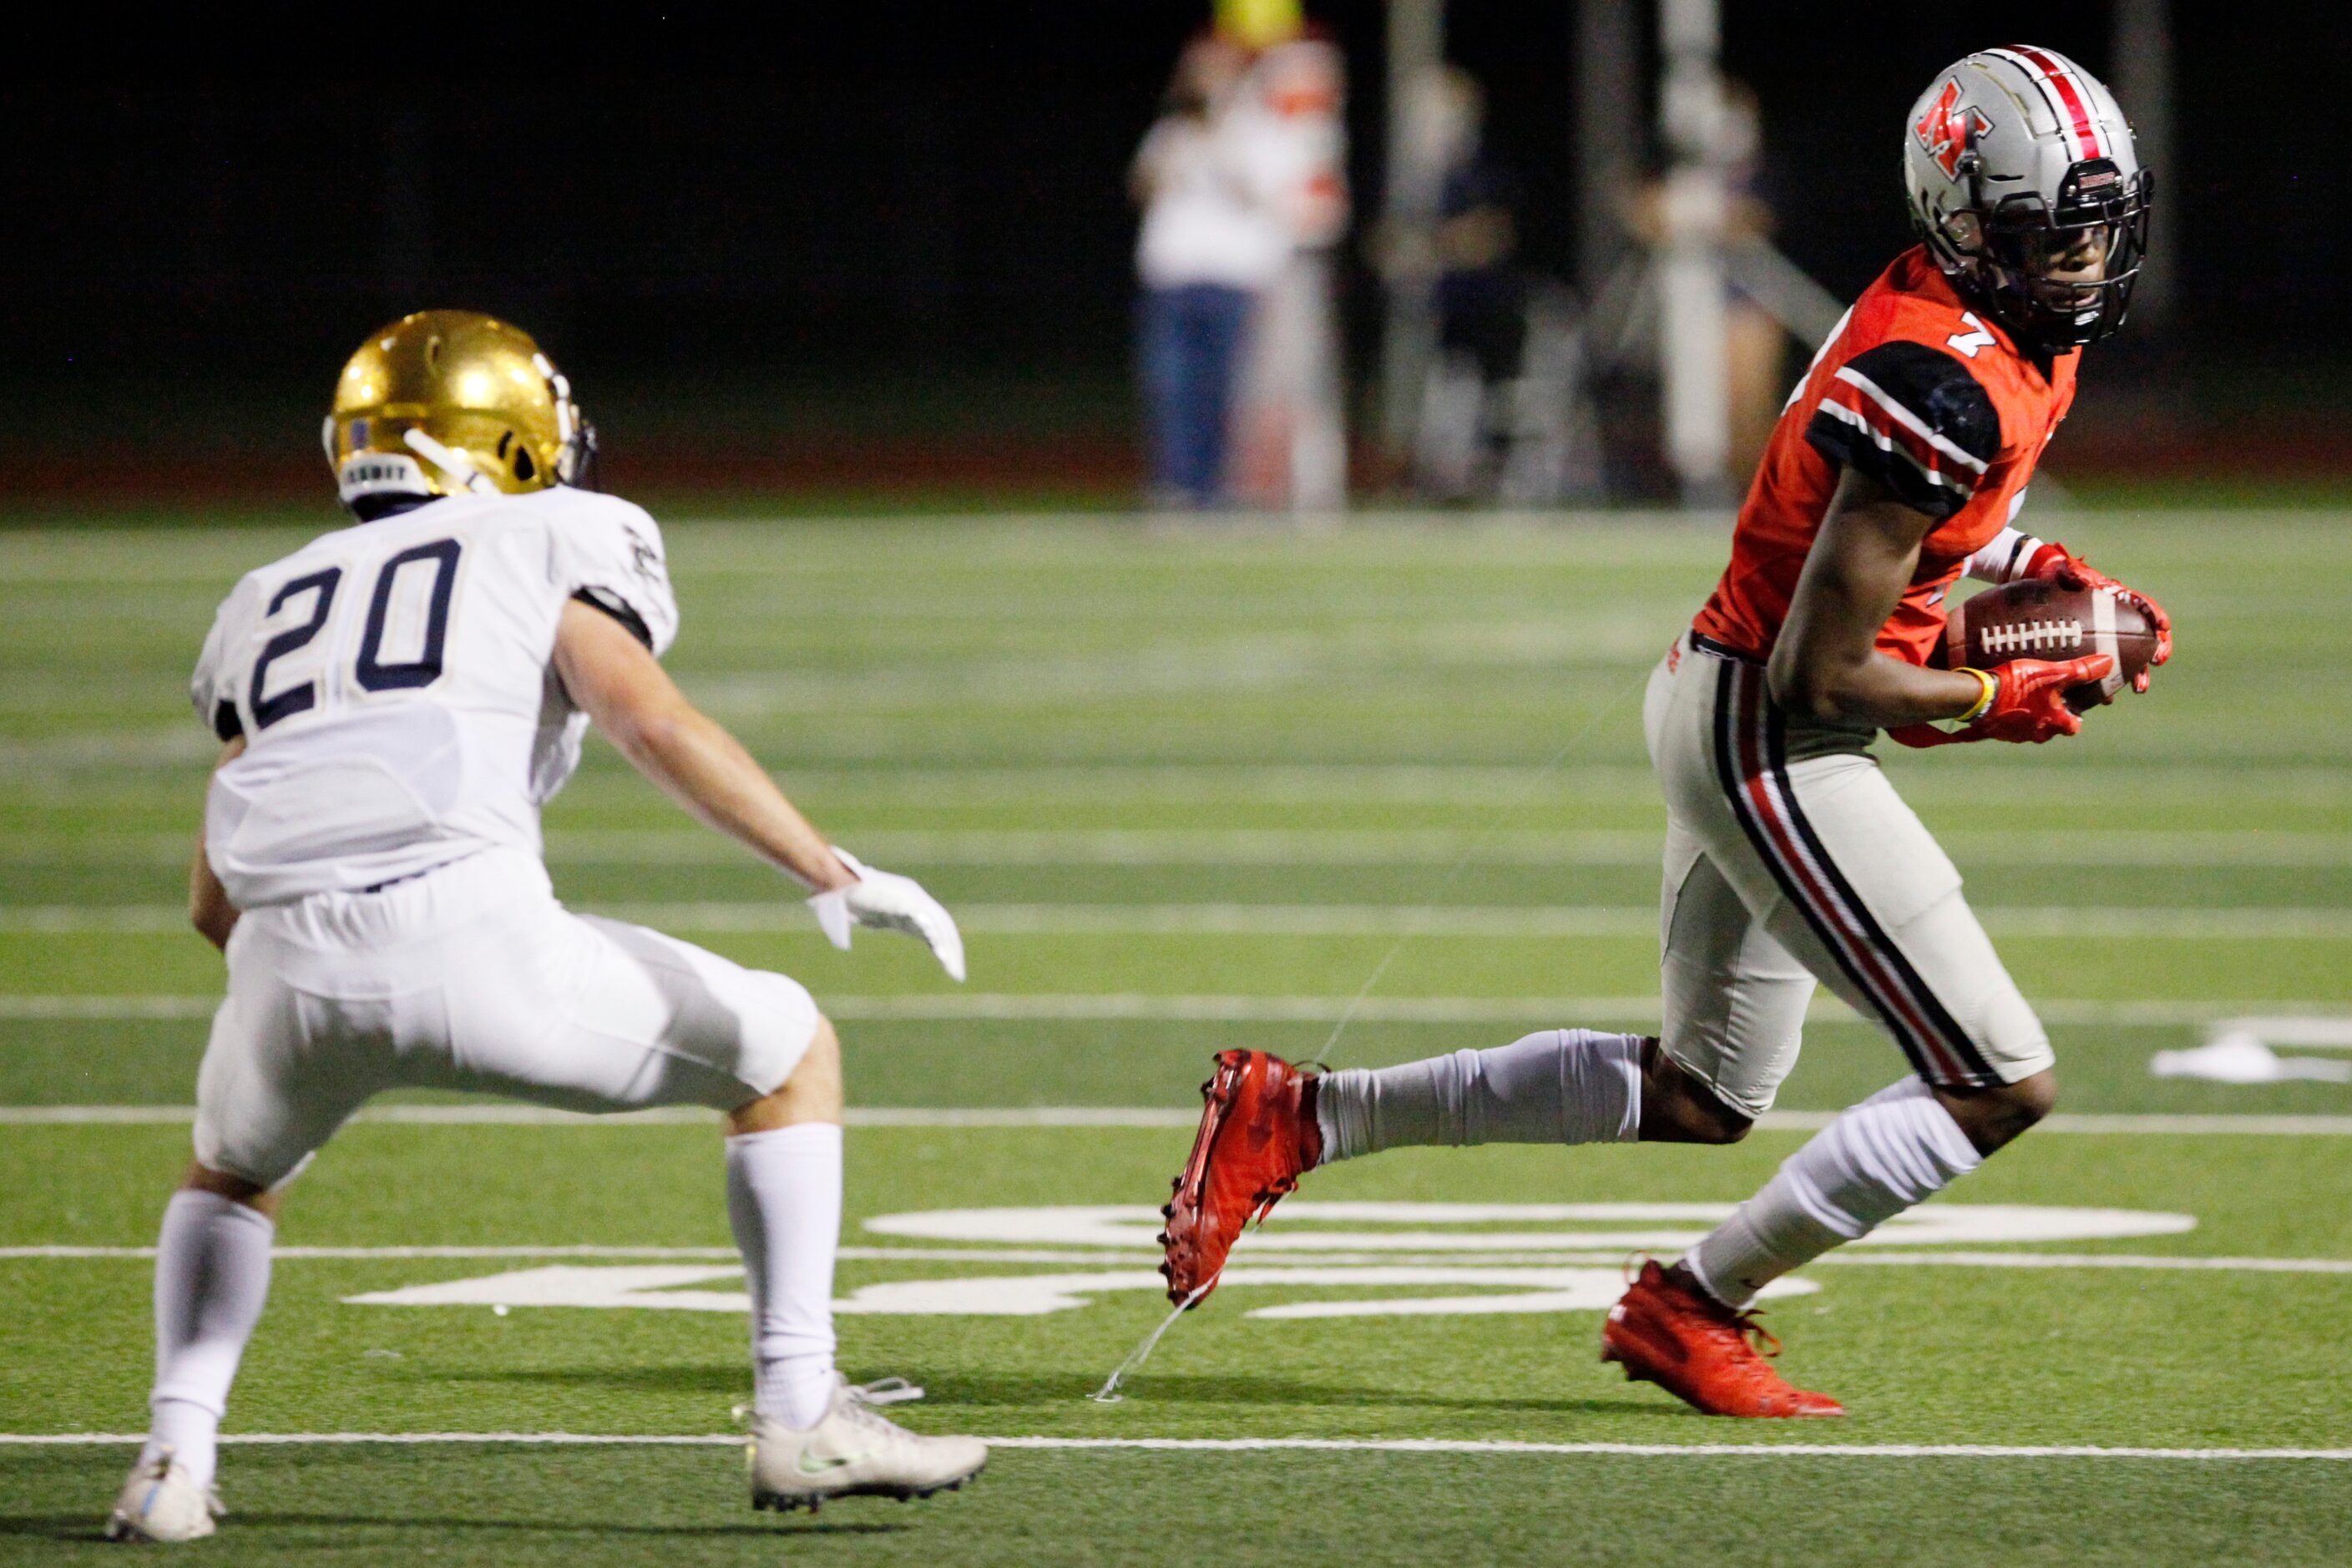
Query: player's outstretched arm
190 737 245 953
1770 468 2028 731
554 599 852 890
553 600 965 979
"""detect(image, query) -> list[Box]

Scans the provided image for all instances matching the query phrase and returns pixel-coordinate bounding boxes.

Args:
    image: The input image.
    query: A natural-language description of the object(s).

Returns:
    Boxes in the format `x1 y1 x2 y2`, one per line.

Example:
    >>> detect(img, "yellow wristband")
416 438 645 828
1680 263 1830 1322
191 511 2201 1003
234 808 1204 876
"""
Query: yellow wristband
1956 667 1998 724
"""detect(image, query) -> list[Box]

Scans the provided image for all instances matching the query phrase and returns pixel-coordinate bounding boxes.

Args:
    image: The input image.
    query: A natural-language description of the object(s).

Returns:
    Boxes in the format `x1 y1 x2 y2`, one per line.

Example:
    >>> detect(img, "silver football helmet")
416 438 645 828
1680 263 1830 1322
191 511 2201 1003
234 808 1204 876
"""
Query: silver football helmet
1903 47 2151 352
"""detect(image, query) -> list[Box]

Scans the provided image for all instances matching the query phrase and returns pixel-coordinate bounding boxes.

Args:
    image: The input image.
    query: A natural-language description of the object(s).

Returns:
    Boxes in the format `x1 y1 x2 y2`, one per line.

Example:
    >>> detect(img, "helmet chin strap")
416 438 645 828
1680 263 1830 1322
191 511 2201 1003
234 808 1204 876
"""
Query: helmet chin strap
402 427 501 495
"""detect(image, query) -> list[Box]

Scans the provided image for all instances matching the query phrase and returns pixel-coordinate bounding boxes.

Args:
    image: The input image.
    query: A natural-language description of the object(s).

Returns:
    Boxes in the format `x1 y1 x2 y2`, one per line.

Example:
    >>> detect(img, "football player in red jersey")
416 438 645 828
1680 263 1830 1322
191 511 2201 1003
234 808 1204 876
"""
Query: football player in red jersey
1161 47 2169 1417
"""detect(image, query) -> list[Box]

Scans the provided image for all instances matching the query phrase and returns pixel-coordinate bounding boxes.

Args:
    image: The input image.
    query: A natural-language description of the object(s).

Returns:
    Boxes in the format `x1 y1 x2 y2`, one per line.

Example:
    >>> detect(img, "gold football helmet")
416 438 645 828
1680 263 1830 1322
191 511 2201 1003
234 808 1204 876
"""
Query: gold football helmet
324 311 595 516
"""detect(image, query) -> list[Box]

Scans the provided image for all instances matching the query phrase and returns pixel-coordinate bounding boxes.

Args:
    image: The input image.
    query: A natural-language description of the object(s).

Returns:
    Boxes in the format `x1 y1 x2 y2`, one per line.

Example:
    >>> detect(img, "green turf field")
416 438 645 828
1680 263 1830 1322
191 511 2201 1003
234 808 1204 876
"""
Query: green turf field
4 511 2349 1565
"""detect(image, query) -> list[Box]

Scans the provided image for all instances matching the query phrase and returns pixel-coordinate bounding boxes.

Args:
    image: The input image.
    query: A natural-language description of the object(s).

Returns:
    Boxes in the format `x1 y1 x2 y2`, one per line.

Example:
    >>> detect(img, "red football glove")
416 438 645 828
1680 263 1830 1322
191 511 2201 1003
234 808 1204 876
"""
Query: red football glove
2024 541 2172 690
1888 654 2115 748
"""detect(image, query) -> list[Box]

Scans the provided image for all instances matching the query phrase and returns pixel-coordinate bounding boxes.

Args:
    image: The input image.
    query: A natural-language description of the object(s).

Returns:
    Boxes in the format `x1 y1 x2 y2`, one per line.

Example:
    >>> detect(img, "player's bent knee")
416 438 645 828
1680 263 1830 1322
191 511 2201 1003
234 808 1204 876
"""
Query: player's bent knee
1998 1070 2059 1126
786 1015 839 1089
1936 1069 2056 1156
1640 1048 1758 1144
1686 1100 1756 1145
182 1161 282 1219
725 1015 842 1136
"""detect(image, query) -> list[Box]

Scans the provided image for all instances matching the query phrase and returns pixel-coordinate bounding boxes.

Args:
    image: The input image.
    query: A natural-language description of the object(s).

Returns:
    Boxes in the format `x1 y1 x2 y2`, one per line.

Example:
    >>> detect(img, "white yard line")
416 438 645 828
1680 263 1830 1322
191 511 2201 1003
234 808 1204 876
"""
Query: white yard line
0 1432 2345 1460
10 903 2351 939
17 826 2352 868
0 1245 1159 1263
4 1104 2352 1135
7 994 2352 1028
0 1105 1200 1129
10 1244 2350 1273
1823 1252 2352 1274
539 828 2352 869
17 756 2340 802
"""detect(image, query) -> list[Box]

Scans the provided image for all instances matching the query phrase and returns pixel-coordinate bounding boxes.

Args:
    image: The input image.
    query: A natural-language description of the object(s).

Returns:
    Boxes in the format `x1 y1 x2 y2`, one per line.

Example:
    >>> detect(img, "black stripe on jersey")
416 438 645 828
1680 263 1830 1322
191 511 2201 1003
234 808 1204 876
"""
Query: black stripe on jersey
572 587 655 651
1806 340 2001 521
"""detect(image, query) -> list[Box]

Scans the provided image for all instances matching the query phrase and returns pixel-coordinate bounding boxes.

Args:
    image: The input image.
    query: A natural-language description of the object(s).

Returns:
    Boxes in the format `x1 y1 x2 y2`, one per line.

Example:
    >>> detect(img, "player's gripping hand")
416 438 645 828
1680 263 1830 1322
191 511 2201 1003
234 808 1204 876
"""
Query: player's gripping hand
807 848 967 981
1888 654 2115 748
2026 542 2172 689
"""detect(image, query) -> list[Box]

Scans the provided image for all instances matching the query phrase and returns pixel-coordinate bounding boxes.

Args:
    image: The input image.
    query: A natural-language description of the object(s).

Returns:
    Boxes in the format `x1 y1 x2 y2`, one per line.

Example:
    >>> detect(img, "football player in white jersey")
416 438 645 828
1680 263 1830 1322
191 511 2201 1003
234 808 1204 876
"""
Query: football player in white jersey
108 312 987 1542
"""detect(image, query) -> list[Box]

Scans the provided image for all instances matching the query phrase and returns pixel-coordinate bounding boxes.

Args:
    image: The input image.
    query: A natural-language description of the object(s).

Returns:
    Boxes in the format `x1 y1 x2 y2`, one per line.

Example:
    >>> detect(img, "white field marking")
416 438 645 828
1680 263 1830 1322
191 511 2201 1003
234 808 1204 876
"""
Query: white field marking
8 994 2352 1029
1823 1252 2352 1275
22 752 2344 802
19 826 2352 868
7 1103 2352 1136
13 903 2352 940
0 1245 1155 1264
544 827 2352 870
0 995 220 1019
672 625 1682 717
863 1201 2194 1254
2152 1016 2352 1086
3 1432 2350 1460
3 743 2347 795
18 1243 2347 1277
0 1105 1197 1129
338 1264 1815 1318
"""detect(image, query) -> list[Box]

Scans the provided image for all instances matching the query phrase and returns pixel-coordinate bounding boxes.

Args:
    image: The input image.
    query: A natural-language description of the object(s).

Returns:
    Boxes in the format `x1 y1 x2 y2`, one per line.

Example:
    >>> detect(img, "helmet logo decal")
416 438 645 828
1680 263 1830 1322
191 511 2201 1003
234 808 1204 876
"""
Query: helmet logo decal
1914 79 1993 180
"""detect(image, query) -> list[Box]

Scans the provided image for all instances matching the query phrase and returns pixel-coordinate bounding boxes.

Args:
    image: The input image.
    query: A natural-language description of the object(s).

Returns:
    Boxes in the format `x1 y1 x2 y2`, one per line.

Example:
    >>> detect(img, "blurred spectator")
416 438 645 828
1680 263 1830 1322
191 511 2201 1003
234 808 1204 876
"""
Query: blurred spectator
1625 78 1785 483
1427 70 1525 392
1712 82 1784 482
1381 67 1602 503
1221 0 1350 513
1130 36 1284 509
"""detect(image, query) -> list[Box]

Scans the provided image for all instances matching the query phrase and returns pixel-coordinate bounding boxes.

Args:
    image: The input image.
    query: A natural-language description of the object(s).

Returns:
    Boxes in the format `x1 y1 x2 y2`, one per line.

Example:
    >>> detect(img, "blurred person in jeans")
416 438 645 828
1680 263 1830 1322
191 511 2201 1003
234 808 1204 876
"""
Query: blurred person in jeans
1131 34 1285 508
1222 0 1350 513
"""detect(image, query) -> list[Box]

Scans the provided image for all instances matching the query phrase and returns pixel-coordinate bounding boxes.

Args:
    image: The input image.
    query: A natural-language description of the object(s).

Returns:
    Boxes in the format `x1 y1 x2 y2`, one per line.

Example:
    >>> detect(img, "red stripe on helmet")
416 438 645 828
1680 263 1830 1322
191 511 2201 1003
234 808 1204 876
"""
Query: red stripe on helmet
2003 44 2103 159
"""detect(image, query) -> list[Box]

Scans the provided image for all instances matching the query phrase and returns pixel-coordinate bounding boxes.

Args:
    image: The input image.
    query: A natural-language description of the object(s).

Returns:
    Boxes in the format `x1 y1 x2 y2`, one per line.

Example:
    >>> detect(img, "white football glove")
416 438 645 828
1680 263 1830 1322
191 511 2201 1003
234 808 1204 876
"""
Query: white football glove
807 848 966 982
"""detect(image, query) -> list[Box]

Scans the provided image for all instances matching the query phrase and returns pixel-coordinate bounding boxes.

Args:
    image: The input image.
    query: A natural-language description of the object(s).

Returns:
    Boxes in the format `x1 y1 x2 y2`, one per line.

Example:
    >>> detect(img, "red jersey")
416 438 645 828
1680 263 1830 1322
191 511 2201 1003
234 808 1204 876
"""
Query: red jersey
1693 245 2078 665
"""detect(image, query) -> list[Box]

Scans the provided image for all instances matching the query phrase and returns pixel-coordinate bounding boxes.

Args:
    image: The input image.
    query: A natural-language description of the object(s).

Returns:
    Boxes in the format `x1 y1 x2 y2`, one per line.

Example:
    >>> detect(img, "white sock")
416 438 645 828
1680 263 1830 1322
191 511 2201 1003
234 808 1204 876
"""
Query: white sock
1685 1077 1982 1308
726 1123 843 1430
140 1189 276 1490
1313 1029 1644 1164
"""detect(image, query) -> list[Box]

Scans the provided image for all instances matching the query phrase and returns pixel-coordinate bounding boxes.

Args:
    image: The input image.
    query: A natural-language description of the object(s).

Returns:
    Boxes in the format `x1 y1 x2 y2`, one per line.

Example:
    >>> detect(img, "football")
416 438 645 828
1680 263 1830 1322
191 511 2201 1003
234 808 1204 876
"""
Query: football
1942 579 2159 711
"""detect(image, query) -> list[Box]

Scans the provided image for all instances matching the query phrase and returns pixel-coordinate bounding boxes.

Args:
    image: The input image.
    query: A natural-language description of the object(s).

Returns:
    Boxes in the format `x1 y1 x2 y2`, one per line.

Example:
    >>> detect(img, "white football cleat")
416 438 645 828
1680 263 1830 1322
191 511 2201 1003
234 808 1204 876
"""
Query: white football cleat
105 1449 222 1543
741 1378 986 1512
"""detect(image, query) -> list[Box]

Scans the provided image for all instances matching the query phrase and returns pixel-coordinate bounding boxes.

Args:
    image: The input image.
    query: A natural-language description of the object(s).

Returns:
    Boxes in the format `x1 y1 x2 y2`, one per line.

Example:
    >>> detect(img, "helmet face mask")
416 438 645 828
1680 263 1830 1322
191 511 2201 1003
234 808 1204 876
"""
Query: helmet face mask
1904 48 2152 355
1973 162 2152 351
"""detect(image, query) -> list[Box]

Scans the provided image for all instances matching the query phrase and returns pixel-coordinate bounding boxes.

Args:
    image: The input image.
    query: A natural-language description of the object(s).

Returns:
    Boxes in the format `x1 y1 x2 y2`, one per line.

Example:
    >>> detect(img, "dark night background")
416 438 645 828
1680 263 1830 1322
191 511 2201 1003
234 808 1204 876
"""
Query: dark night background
5 4 2345 502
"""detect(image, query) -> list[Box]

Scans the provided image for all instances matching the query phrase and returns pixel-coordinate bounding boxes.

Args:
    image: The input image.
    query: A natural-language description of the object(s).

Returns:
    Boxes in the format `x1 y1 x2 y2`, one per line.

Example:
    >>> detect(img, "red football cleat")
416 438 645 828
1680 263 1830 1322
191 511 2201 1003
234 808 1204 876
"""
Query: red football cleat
1601 1260 1846 1419
1160 1050 1321 1307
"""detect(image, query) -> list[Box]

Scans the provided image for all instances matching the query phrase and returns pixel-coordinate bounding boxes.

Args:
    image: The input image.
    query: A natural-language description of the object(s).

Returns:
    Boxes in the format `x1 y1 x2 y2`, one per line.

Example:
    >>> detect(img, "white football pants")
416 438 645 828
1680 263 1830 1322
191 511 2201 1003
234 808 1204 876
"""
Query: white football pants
195 848 821 1188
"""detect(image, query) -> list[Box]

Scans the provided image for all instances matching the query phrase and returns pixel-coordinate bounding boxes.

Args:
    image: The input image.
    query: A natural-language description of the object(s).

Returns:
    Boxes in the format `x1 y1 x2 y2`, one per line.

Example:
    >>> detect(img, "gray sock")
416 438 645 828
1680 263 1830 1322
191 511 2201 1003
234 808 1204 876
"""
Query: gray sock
1685 1076 1981 1308
1313 1029 1644 1164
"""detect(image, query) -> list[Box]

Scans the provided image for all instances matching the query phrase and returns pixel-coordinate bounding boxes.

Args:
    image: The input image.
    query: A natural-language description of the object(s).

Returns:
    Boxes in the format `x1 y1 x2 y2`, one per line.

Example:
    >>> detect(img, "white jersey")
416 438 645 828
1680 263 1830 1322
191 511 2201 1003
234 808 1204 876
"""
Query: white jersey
191 488 679 907
1132 114 1288 291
